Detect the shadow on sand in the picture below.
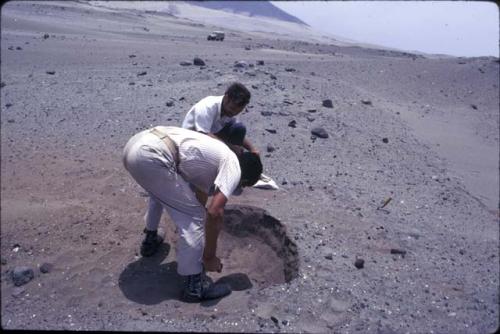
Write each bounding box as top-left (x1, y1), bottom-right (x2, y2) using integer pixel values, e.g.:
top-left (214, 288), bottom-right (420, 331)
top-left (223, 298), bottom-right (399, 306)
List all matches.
top-left (118, 243), bottom-right (252, 306)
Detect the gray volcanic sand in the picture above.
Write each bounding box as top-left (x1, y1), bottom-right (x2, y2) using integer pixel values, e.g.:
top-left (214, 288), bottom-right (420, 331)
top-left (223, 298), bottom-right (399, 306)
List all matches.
top-left (1, 1), bottom-right (499, 333)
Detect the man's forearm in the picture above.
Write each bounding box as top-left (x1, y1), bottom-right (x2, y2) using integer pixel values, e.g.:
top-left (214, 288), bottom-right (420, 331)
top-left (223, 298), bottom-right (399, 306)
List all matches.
top-left (203, 213), bottom-right (222, 260)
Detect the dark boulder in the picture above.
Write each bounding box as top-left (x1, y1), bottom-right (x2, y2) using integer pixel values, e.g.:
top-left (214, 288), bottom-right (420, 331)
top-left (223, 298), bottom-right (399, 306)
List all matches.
top-left (311, 127), bottom-right (328, 138)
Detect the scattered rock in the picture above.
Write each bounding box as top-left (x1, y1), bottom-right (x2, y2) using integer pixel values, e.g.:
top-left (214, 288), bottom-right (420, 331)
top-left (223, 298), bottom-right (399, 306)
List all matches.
top-left (137, 71), bottom-right (147, 76)
top-left (471, 104), bottom-right (478, 110)
top-left (270, 316), bottom-right (279, 326)
top-left (5, 103), bottom-right (13, 108)
top-left (354, 258), bottom-right (365, 269)
top-left (260, 111), bottom-right (273, 116)
top-left (0, 82), bottom-right (5, 88)
top-left (311, 127), bottom-right (328, 138)
top-left (322, 99), bottom-right (333, 108)
top-left (306, 116), bottom-right (315, 122)
top-left (128, 54), bottom-right (136, 58)
top-left (307, 109), bottom-right (317, 113)
top-left (180, 61), bottom-right (192, 66)
top-left (257, 60), bottom-right (264, 65)
top-left (7, 119), bottom-right (15, 123)
top-left (244, 46), bottom-right (251, 50)
top-left (361, 99), bottom-right (372, 105)
top-left (285, 67), bottom-right (296, 72)
top-left (11, 266), bottom-right (34, 286)
top-left (166, 101), bottom-right (174, 107)
top-left (46, 71), bottom-right (56, 75)
top-left (265, 129), bottom-right (277, 134)
top-left (266, 145), bottom-right (275, 153)
top-left (270, 74), bottom-right (277, 80)
top-left (39, 262), bottom-right (53, 273)
top-left (234, 61), bottom-right (248, 68)
top-left (193, 57), bottom-right (205, 66)
top-left (43, 33), bottom-right (50, 39)
top-left (288, 120), bottom-right (297, 128)
top-left (390, 249), bottom-right (406, 257)
top-left (16, 47), bottom-right (22, 50)
top-left (382, 138), bottom-right (389, 143)
top-left (325, 253), bottom-right (333, 260)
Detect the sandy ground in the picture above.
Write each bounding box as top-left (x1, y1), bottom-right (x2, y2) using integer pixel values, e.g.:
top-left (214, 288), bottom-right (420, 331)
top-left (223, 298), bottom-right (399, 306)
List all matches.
top-left (1, 1), bottom-right (499, 333)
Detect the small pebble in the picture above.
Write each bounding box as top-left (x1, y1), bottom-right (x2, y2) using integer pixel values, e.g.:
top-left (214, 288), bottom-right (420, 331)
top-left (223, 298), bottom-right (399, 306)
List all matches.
top-left (311, 127), bottom-right (328, 138)
top-left (354, 258), bottom-right (365, 269)
top-left (322, 99), bottom-right (333, 108)
top-left (39, 262), bottom-right (53, 274)
top-left (12, 266), bottom-right (34, 286)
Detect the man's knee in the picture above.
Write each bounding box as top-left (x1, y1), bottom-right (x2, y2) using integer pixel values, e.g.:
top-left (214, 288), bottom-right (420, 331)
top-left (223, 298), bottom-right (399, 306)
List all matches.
top-left (228, 122), bottom-right (246, 146)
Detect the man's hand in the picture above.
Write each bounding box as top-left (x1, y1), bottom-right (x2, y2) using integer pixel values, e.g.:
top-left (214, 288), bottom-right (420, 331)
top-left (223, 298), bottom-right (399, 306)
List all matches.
top-left (242, 138), bottom-right (259, 157)
top-left (250, 149), bottom-right (260, 157)
top-left (203, 256), bottom-right (223, 272)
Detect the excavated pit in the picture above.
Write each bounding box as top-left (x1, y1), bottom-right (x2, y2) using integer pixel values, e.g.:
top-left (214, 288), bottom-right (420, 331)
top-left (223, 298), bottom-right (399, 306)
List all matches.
top-left (164, 204), bottom-right (299, 289)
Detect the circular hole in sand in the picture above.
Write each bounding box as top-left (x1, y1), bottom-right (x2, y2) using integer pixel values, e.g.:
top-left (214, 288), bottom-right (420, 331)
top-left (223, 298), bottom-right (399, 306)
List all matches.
top-left (165, 204), bottom-right (299, 289)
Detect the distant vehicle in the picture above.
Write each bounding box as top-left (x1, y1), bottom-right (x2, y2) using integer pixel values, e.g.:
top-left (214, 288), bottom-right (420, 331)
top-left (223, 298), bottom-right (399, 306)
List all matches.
top-left (207, 31), bottom-right (224, 41)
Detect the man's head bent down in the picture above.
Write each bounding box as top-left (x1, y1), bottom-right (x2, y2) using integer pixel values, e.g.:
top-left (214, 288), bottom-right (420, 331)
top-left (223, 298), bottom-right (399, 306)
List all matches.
top-left (238, 152), bottom-right (262, 187)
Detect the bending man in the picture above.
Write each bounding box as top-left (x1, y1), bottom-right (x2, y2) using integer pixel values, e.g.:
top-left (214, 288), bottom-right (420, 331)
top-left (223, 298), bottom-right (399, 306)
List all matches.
top-left (122, 126), bottom-right (262, 302)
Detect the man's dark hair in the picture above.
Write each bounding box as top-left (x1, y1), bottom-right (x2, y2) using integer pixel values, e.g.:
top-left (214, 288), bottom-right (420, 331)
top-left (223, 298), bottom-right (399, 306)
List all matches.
top-left (225, 82), bottom-right (251, 107)
top-left (238, 152), bottom-right (262, 186)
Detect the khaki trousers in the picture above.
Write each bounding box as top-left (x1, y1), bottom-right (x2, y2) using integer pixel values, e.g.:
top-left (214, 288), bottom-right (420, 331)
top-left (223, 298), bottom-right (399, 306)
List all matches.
top-left (122, 130), bottom-right (206, 276)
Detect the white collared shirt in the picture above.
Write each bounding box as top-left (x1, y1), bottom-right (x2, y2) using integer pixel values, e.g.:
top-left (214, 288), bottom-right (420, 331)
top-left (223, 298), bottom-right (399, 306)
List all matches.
top-left (157, 126), bottom-right (241, 198)
top-left (181, 95), bottom-right (237, 134)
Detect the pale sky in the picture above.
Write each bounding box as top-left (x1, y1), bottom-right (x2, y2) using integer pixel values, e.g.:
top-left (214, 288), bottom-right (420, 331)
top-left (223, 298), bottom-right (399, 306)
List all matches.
top-left (271, 1), bottom-right (499, 57)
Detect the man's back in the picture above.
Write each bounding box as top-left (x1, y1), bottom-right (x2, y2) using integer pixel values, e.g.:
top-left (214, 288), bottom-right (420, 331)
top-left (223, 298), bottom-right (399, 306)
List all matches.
top-left (158, 126), bottom-right (241, 198)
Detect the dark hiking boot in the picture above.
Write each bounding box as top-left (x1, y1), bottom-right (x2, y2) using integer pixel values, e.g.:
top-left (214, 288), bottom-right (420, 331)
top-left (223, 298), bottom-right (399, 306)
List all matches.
top-left (140, 229), bottom-right (163, 257)
top-left (182, 272), bottom-right (231, 302)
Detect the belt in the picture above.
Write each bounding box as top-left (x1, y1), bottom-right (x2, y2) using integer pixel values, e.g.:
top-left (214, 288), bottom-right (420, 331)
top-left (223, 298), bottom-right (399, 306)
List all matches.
top-left (150, 127), bottom-right (179, 164)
